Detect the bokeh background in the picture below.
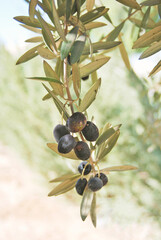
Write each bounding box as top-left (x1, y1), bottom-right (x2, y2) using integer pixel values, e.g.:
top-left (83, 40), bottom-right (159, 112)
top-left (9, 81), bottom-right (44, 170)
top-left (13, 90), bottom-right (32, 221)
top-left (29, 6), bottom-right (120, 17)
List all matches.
top-left (0, 0), bottom-right (161, 239)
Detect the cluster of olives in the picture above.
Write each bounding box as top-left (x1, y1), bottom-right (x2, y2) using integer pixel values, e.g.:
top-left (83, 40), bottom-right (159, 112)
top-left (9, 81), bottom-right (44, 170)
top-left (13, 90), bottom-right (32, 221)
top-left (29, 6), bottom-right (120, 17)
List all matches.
top-left (75, 161), bottom-right (108, 195)
top-left (53, 112), bottom-right (99, 160)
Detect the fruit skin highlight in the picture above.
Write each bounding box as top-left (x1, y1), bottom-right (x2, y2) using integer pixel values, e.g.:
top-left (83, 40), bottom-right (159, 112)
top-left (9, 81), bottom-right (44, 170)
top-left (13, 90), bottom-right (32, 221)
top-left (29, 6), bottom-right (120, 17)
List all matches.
top-left (75, 178), bottom-right (87, 195)
top-left (58, 134), bottom-right (76, 154)
top-left (82, 121), bottom-right (99, 141)
top-left (74, 141), bottom-right (91, 160)
top-left (66, 112), bottom-right (87, 133)
top-left (78, 161), bottom-right (92, 175)
top-left (88, 177), bottom-right (103, 192)
top-left (53, 124), bottom-right (70, 142)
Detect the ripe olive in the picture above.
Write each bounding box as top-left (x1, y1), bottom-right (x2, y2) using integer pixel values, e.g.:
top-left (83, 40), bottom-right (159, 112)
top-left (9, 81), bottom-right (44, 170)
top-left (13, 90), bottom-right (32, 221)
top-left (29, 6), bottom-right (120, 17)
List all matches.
top-left (95, 173), bottom-right (108, 186)
top-left (58, 134), bottom-right (76, 154)
top-left (75, 178), bottom-right (87, 195)
top-left (53, 124), bottom-right (70, 142)
top-left (82, 121), bottom-right (99, 141)
top-left (74, 141), bottom-right (91, 160)
top-left (78, 161), bottom-right (92, 175)
top-left (81, 75), bottom-right (89, 81)
top-left (88, 177), bottom-right (103, 192)
top-left (66, 112), bottom-right (87, 133)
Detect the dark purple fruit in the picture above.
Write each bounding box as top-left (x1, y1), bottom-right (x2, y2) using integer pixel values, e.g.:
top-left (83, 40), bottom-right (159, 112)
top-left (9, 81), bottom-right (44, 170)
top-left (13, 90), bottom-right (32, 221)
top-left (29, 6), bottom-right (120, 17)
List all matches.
top-left (67, 54), bottom-right (71, 65)
top-left (58, 134), bottom-right (76, 154)
top-left (53, 124), bottom-right (70, 142)
top-left (75, 178), bottom-right (87, 195)
top-left (74, 141), bottom-right (91, 160)
top-left (88, 177), bottom-right (103, 192)
top-left (95, 173), bottom-right (108, 186)
top-left (82, 121), bottom-right (99, 141)
top-left (81, 75), bottom-right (89, 81)
top-left (66, 112), bottom-right (87, 133)
top-left (78, 161), bottom-right (92, 175)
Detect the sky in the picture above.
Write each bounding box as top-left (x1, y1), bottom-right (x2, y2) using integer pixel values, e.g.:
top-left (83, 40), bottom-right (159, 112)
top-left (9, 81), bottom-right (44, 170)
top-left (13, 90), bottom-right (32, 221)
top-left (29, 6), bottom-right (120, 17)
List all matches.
top-left (0, 0), bottom-right (33, 53)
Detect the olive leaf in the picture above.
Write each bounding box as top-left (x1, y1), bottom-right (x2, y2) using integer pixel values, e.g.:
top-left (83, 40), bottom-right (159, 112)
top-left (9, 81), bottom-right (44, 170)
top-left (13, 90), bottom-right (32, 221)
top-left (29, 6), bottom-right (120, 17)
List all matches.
top-left (60, 26), bottom-right (79, 60)
top-left (37, 46), bottom-right (56, 59)
top-left (36, 11), bottom-right (57, 52)
top-left (16, 43), bottom-right (44, 65)
top-left (48, 177), bottom-right (79, 196)
top-left (85, 22), bottom-right (107, 31)
top-left (158, 4), bottom-right (161, 18)
top-left (70, 34), bottom-right (86, 64)
top-left (78, 78), bottom-right (101, 112)
top-left (80, 187), bottom-right (94, 221)
top-left (101, 165), bottom-right (138, 174)
top-left (43, 61), bottom-right (64, 97)
top-left (50, 0), bottom-right (66, 41)
top-left (106, 22), bottom-right (124, 42)
top-left (90, 192), bottom-right (97, 228)
top-left (118, 34), bottom-right (131, 70)
top-left (42, 84), bottom-right (69, 120)
top-left (47, 143), bottom-right (79, 160)
top-left (25, 36), bottom-right (43, 43)
top-left (66, 0), bottom-right (72, 20)
top-left (139, 40), bottom-right (161, 59)
top-left (29, 0), bottom-right (38, 21)
top-left (129, 17), bottom-right (155, 29)
top-left (83, 41), bottom-right (121, 55)
top-left (20, 24), bottom-right (42, 33)
top-left (72, 63), bottom-right (81, 98)
top-left (98, 130), bottom-right (120, 159)
top-left (96, 124), bottom-right (121, 146)
top-left (148, 60), bottom-right (161, 76)
top-left (133, 25), bottom-right (161, 48)
top-left (14, 15), bottom-right (55, 30)
top-left (27, 76), bottom-right (63, 84)
top-left (140, 0), bottom-right (161, 6)
top-left (86, 0), bottom-right (95, 11)
top-left (80, 7), bottom-right (109, 24)
top-left (116, 0), bottom-right (141, 10)
top-left (50, 173), bottom-right (80, 183)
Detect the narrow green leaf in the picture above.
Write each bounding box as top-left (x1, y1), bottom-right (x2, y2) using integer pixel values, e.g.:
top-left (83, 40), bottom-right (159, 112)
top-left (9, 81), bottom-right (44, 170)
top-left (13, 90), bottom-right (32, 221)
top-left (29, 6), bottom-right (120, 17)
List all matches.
top-left (85, 22), bottom-right (107, 30)
top-left (48, 177), bottom-right (79, 196)
top-left (129, 17), bottom-right (155, 29)
top-left (70, 34), bottom-right (86, 64)
top-left (16, 43), bottom-right (43, 65)
top-left (60, 26), bottom-right (79, 60)
top-left (133, 25), bottom-right (161, 48)
top-left (71, 0), bottom-right (86, 15)
top-left (50, 0), bottom-right (66, 41)
top-left (78, 78), bottom-right (101, 112)
top-left (14, 16), bottom-right (55, 30)
top-left (66, 0), bottom-right (72, 20)
top-left (99, 130), bottom-right (120, 159)
top-left (25, 36), bottom-right (43, 42)
top-left (83, 41), bottom-right (121, 55)
top-left (37, 46), bottom-right (56, 59)
top-left (149, 60), bottom-right (161, 76)
top-left (106, 22), bottom-right (124, 42)
top-left (20, 24), bottom-right (42, 33)
top-left (42, 84), bottom-right (69, 120)
top-left (79, 57), bottom-right (110, 78)
top-left (72, 63), bottom-right (81, 98)
top-left (80, 187), bottom-right (94, 221)
top-left (86, 0), bottom-right (95, 11)
top-left (118, 34), bottom-right (131, 70)
top-left (90, 193), bottom-right (97, 228)
top-left (139, 40), bottom-right (161, 59)
top-left (80, 7), bottom-right (109, 24)
top-left (29, 0), bottom-right (38, 20)
top-left (140, 0), bottom-right (161, 6)
top-left (96, 124), bottom-right (121, 145)
top-left (116, 0), bottom-right (141, 10)
top-left (50, 173), bottom-right (80, 183)
top-left (141, 6), bottom-right (151, 29)
top-left (36, 12), bottom-right (57, 52)
top-left (101, 165), bottom-right (138, 173)
top-left (27, 76), bottom-right (63, 84)
top-left (47, 143), bottom-right (79, 160)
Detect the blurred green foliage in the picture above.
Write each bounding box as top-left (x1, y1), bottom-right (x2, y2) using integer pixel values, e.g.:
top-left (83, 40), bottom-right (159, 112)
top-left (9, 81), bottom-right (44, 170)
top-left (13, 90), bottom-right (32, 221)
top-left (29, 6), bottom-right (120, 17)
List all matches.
top-left (1, 43), bottom-right (161, 228)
